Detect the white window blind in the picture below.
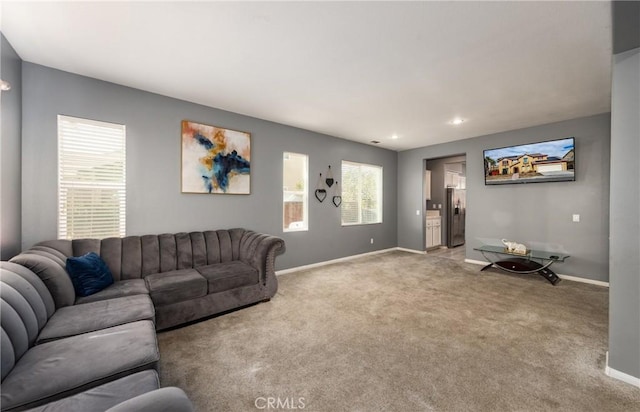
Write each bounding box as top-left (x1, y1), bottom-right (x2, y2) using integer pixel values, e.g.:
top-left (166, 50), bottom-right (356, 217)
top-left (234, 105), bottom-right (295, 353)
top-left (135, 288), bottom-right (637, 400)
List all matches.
top-left (341, 161), bottom-right (383, 225)
top-left (58, 115), bottom-right (126, 239)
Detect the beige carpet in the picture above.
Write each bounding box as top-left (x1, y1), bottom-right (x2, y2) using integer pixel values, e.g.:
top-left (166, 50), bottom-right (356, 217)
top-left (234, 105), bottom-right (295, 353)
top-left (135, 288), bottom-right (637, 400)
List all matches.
top-left (158, 251), bottom-right (640, 411)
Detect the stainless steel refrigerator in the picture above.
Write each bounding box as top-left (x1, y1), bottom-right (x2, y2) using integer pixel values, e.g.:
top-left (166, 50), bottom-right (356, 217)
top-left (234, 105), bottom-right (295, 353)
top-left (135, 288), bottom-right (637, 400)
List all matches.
top-left (446, 188), bottom-right (466, 248)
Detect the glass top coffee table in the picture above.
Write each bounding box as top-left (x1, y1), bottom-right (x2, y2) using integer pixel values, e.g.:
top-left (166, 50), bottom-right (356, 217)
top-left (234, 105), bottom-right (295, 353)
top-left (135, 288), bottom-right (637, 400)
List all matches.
top-left (473, 245), bottom-right (570, 285)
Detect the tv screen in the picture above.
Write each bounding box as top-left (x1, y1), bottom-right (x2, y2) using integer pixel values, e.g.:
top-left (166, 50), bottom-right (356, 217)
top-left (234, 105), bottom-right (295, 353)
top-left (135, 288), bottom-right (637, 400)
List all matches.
top-left (484, 137), bottom-right (575, 185)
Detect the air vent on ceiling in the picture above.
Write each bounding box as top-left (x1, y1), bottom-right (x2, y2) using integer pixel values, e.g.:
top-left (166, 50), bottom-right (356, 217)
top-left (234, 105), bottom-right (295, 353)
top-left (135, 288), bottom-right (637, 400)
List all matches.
top-left (370, 140), bottom-right (380, 144)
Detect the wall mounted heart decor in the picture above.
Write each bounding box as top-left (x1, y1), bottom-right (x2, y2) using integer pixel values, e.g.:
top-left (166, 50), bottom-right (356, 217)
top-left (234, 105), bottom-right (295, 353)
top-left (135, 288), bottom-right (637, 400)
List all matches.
top-left (325, 165), bottom-right (334, 187)
top-left (315, 189), bottom-right (327, 202)
top-left (332, 181), bottom-right (341, 207)
top-left (315, 173), bottom-right (327, 202)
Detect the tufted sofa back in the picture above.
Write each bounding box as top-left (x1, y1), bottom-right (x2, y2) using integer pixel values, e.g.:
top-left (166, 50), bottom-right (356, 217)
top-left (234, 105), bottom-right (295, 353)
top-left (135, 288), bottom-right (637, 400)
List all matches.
top-left (36, 229), bottom-right (248, 281)
top-left (10, 229), bottom-right (279, 310)
top-left (0, 262), bottom-right (57, 381)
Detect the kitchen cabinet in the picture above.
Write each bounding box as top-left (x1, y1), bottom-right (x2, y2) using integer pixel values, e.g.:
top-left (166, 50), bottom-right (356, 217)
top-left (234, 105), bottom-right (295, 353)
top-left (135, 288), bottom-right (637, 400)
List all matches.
top-left (426, 216), bottom-right (442, 249)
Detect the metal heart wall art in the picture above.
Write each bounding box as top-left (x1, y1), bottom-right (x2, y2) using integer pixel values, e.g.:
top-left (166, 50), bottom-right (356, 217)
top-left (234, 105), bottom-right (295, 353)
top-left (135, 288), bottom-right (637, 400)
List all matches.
top-left (315, 189), bottom-right (327, 202)
top-left (332, 181), bottom-right (341, 207)
top-left (325, 165), bottom-right (334, 187)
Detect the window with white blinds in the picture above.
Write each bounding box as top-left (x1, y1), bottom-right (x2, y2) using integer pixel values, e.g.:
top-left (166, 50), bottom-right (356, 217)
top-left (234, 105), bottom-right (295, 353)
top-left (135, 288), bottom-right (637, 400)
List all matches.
top-left (58, 115), bottom-right (126, 239)
top-left (341, 161), bottom-right (383, 226)
top-left (283, 152), bottom-right (309, 232)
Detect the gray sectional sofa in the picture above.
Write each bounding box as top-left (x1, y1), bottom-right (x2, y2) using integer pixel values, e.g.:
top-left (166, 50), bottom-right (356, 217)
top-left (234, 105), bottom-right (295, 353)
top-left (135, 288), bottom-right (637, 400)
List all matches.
top-left (11, 228), bottom-right (286, 330)
top-left (1, 228), bottom-right (285, 411)
top-left (0, 262), bottom-right (192, 412)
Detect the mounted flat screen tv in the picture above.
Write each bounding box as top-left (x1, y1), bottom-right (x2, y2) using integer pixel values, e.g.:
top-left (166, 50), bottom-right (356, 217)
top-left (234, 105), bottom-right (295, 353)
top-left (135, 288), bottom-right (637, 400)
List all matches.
top-left (484, 137), bottom-right (575, 185)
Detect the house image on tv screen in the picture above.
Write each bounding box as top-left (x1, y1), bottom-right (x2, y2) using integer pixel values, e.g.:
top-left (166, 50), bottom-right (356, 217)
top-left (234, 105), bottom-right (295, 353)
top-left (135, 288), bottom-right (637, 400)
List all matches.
top-left (484, 137), bottom-right (575, 185)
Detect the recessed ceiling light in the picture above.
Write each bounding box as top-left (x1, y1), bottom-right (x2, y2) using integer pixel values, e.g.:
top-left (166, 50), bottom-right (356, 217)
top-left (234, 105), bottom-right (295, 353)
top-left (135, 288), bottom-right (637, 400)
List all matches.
top-left (449, 118), bottom-right (465, 126)
top-left (0, 80), bottom-right (11, 91)
top-left (391, 134), bottom-right (399, 140)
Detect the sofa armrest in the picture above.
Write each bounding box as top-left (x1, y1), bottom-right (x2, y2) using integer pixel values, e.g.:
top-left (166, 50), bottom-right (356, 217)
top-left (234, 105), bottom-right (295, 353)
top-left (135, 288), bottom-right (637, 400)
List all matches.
top-left (105, 387), bottom-right (194, 412)
top-left (239, 231), bottom-right (285, 297)
top-left (10, 250), bottom-right (76, 309)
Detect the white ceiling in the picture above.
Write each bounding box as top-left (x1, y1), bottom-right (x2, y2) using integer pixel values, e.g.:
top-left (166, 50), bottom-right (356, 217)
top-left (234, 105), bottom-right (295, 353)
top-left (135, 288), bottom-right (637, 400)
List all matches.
top-left (1, 1), bottom-right (612, 151)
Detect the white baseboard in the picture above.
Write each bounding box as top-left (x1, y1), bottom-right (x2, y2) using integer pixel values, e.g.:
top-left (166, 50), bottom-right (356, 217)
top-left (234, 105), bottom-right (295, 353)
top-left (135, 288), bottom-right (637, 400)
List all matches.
top-left (464, 258), bottom-right (489, 266)
top-left (396, 247), bottom-right (426, 255)
top-left (276, 247), bottom-right (398, 276)
top-left (556, 274), bottom-right (609, 287)
top-left (463, 259), bottom-right (609, 287)
top-left (606, 351), bottom-right (640, 387)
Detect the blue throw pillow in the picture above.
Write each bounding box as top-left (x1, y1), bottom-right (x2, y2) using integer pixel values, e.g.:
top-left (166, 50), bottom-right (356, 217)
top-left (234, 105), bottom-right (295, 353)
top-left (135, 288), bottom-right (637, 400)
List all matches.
top-left (66, 252), bottom-right (114, 297)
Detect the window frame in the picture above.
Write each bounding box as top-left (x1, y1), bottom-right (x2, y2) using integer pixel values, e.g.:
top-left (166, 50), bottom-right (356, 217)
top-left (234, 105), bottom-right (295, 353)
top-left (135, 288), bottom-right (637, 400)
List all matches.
top-left (282, 151), bottom-right (309, 232)
top-left (340, 160), bottom-right (383, 226)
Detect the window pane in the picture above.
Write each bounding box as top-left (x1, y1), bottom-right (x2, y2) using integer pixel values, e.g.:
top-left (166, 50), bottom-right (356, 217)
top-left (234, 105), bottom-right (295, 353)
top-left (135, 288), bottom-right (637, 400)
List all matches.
top-left (341, 161), bottom-right (383, 225)
top-left (283, 152), bottom-right (308, 231)
top-left (341, 162), bottom-right (360, 224)
top-left (58, 115), bottom-right (126, 239)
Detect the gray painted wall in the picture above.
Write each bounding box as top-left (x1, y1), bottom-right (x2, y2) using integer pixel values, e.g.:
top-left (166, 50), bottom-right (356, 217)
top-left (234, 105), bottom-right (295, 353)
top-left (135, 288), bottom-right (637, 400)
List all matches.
top-left (0, 34), bottom-right (22, 260)
top-left (608, 47), bottom-right (639, 379)
top-left (399, 113), bottom-right (611, 282)
top-left (612, 0), bottom-right (640, 54)
top-left (21, 63), bottom-right (397, 269)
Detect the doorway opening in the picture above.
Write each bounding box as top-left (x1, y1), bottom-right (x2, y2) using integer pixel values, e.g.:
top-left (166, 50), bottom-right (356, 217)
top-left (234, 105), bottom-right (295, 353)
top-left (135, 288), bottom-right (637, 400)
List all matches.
top-left (423, 154), bottom-right (467, 261)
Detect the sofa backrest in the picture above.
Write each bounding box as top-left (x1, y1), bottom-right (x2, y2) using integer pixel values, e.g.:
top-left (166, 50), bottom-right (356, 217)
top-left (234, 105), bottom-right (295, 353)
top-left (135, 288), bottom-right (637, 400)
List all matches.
top-left (0, 262), bottom-right (56, 381)
top-left (38, 229), bottom-right (247, 280)
top-left (10, 229), bottom-right (254, 309)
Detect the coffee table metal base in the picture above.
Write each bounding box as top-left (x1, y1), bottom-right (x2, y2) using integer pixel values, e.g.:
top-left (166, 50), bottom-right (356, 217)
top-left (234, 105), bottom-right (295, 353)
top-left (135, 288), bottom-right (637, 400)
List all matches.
top-left (480, 257), bottom-right (561, 285)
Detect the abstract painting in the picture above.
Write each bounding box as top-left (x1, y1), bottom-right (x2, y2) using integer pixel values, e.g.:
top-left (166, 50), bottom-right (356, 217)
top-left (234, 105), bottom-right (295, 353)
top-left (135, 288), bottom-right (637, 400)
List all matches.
top-left (181, 120), bottom-right (251, 194)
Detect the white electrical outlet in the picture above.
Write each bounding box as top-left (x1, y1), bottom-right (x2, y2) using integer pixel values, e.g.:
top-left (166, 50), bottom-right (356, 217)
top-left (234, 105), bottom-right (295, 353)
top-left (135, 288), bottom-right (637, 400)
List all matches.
top-left (370, 238), bottom-right (374, 244)
top-left (572, 214), bottom-right (580, 222)
top-left (438, 204), bottom-right (442, 209)
top-left (416, 210), bottom-right (420, 215)
top-left (432, 204), bottom-right (437, 209)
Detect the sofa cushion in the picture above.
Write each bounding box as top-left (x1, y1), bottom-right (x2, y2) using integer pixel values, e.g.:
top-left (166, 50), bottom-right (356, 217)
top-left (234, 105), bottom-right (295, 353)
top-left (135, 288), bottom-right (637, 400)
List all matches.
top-left (197, 261), bottom-right (259, 294)
top-left (24, 370), bottom-right (160, 412)
top-left (105, 387), bottom-right (195, 412)
top-left (144, 269), bottom-right (207, 306)
top-left (37, 295), bottom-right (155, 344)
top-left (0, 320), bottom-right (158, 411)
top-left (75, 279), bottom-right (149, 305)
top-left (66, 252), bottom-right (114, 297)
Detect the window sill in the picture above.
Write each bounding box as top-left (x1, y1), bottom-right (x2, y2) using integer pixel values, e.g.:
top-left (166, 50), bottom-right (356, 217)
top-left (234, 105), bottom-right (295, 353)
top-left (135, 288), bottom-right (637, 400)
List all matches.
top-left (341, 222), bottom-right (383, 227)
top-left (283, 228), bottom-right (309, 233)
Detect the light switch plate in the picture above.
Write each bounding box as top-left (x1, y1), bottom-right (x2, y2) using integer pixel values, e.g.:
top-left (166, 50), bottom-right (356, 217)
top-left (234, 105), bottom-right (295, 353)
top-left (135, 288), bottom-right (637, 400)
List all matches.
top-left (572, 214), bottom-right (580, 222)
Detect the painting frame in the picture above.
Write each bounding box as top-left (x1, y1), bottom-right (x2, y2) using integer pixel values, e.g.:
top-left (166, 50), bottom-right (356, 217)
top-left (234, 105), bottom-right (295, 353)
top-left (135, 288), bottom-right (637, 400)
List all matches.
top-left (181, 120), bottom-right (251, 194)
